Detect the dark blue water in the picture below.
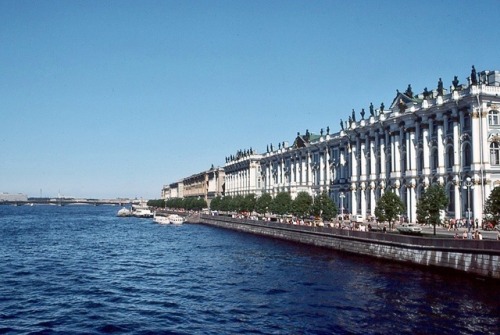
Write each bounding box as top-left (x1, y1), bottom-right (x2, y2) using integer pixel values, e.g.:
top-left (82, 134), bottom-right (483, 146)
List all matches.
top-left (0, 205), bottom-right (498, 335)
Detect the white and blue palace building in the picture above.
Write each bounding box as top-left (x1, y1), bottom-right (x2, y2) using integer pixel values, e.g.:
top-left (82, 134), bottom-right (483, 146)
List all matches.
top-left (164, 66), bottom-right (500, 224)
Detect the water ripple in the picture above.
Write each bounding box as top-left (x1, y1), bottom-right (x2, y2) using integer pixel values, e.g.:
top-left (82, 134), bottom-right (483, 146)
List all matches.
top-left (0, 205), bottom-right (499, 334)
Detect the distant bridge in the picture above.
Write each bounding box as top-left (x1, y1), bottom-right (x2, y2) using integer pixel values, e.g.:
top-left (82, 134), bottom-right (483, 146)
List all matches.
top-left (0, 198), bottom-right (142, 206)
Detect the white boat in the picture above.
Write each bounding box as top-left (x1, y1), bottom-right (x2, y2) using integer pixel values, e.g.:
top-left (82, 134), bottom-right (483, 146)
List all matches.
top-left (117, 207), bottom-right (132, 217)
top-left (131, 202), bottom-right (153, 218)
top-left (153, 213), bottom-right (171, 224)
top-left (168, 214), bottom-right (184, 225)
top-left (396, 223), bottom-right (422, 234)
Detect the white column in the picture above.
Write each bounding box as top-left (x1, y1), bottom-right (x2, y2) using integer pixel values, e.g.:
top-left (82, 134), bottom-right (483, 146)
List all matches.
top-left (471, 110), bottom-right (481, 165)
top-left (360, 140), bottom-right (367, 178)
top-left (350, 142), bottom-right (358, 182)
top-left (370, 137), bottom-right (376, 179)
top-left (454, 182), bottom-right (461, 220)
top-left (392, 131), bottom-right (401, 173)
top-left (379, 136), bottom-right (386, 179)
top-left (307, 152), bottom-right (313, 186)
top-left (408, 129), bottom-right (416, 172)
top-left (351, 185), bottom-right (357, 216)
top-left (370, 183), bottom-right (376, 216)
top-left (422, 124), bottom-right (430, 174)
top-left (325, 148), bottom-right (331, 186)
top-left (437, 121), bottom-right (445, 174)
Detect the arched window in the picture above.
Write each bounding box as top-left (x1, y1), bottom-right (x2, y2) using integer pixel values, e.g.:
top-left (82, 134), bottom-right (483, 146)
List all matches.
top-left (446, 146), bottom-right (454, 169)
top-left (447, 183), bottom-right (455, 212)
top-left (489, 110), bottom-right (500, 126)
top-left (432, 148), bottom-right (439, 171)
top-left (490, 142), bottom-right (500, 165)
top-left (418, 151), bottom-right (424, 173)
top-left (463, 143), bottom-right (472, 168)
top-left (463, 114), bottom-right (471, 130)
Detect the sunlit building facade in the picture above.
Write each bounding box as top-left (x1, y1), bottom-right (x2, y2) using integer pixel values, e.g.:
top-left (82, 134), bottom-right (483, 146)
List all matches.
top-left (255, 68), bottom-right (500, 223)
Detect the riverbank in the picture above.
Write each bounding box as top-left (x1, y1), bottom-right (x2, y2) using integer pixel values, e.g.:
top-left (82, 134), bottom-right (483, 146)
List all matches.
top-left (196, 214), bottom-right (500, 280)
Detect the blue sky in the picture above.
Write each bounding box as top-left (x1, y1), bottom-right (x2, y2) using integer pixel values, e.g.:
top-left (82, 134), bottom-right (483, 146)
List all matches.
top-left (1, 0), bottom-right (499, 199)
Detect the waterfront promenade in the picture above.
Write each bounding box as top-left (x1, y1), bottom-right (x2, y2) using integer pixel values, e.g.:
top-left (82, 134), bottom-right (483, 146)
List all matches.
top-left (195, 214), bottom-right (500, 280)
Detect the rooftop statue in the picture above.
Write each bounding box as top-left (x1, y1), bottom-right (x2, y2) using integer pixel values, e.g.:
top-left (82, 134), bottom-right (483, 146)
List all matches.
top-left (326, 126), bottom-right (330, 135)
top-left (380, 102), bottom-right (385, 113)
top-left (471, 65), bottom-right (478, 85)
top-left (452, 76), bottom-right (459, 91)
top-left (398, 98), bottom-right (406, 113)
top-left (423, 87), bottom-right (431, 99)
top-left (340, 119), bottom-right (344, 130)
top-left (352, 109), bottom-right (356, 122)
top-left (320, 128), bottom-right (324, 136)
top-left (437, 78), bottom-right (444, 96)
top-left (405, 84), bottom-right (413, 98)
top-left (369, 102), bottom-right (374, 117)
top-left (360, 108), bottom-right (365, 120)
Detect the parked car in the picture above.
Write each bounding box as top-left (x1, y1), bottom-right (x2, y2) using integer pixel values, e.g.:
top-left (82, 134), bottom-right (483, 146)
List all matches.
top-left (396, 223), bottom-right (422, 235)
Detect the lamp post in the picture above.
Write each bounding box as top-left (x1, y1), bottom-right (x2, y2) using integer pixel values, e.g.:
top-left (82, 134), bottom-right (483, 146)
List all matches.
top-left (462, 177), bottom-right (474, 232)
top-left (339, 192), bottom-right (345, 226)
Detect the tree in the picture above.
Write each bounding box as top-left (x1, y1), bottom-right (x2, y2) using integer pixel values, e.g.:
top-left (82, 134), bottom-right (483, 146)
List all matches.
top-left (484, 186), bottom-right (500, 226)
top-left (416, 184), bottom-right (448, 235)
top-left (374, 190), bottom-right (405, 229)
top-left (241, 194), bottom-right (257, 213)
top-left (147, 199), bottom-right (165, 208)
top-left (255, 193), bottom-right (272, 214)
top-left (210, 196), bottom-right (222, 211)
top-left (311, 191), bottom-right (337, 221)
top-left (291, 191), bottom-right (313, 218)
top-left (232, 195), bottom-right (245, 212)
top-left (219, 196), bottom-right (233, 212)
top-left (269, 192), bottom-right (292, 216)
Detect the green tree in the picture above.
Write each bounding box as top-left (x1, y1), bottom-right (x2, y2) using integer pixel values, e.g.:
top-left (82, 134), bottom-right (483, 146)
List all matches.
top-left (255, 193), bottom-right (272, 214)
top-left (291, 191), bottom-right (313, 218)
top-left (374, 190), bottom-right (405, 229)
top-left (241, 194), bottom-right (257, 213)
top-left (311, 191), bottom-right (337, 221)
top-left (232, 195), bottom-right (244, 212)
top-left (484, 186), bottom-right (500, 225)
top-left (269, 192), bottom-right (292, 216)
top-left (219, 196), bottom-right (233, 212)
top-left (210, 196), bottom-right (222, 211)
top-left (416, 184), bottom-right (448, 235)
top-left (147, 199), bottom-right (165, 208)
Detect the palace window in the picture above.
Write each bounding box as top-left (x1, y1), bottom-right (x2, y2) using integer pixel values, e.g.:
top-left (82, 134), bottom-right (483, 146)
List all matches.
top-left (447, 184), bottom-right (455, 212)
top-left (490, 142), bottom-right (500, 165)
top-left (447, 118), bottom-right (454, 135)
top-left (418, 151), bottom-right (424, 174)
top-left (463, 143), bottom-right (472, 168)
top-left (431, 148), bottom-right (439, 171)
top-left (463, 114), bottom-right (471, 130)
top-left (489, 110), bottom-right (500, 126)
top-left (446, 146), bottom-right (454, 169)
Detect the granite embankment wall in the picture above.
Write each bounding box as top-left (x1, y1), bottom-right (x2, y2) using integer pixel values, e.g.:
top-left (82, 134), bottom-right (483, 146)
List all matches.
top-left (197, 214), bottom-right (500, 280)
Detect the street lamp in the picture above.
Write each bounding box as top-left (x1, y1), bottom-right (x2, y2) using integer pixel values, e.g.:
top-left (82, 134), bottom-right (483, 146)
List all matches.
top-left (462, 177), bottom-right (474, 232)
top-left (339, 192), bottom-right (345, 225)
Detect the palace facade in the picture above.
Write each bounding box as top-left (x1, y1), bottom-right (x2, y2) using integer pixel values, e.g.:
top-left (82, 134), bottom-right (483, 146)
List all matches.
top-left (223, 67), bottom-right (500, 224)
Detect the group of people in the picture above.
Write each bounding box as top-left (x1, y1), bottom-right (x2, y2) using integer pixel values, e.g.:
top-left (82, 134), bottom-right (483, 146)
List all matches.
top-left (447, 218), bottom-right (480, 231)
top-left (455, 230), bottom-right (483, 240)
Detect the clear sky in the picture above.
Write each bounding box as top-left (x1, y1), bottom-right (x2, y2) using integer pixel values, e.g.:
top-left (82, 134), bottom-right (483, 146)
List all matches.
top-left (1, 0), bottom-right (500, 199)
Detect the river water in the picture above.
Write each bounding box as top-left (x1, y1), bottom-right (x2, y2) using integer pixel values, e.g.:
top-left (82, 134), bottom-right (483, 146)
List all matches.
top-left (0, 205), bottom-right (498, 334)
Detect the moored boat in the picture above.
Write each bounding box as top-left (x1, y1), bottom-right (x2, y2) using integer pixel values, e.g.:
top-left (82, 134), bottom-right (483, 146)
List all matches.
top-left (132, 201), bottom-right (153, 218)
top-left (117, 207), bottom-right (132, 217)
top-left (153, 212), bottom-right (171, 224)
top-left (168, 214), bottom-right (184, 225)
